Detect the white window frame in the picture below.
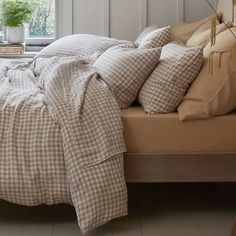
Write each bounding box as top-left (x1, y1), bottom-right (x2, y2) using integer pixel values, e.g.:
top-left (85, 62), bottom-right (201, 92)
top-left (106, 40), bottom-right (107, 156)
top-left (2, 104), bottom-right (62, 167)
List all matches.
top-left (25, 0), bottom-right (73, 46)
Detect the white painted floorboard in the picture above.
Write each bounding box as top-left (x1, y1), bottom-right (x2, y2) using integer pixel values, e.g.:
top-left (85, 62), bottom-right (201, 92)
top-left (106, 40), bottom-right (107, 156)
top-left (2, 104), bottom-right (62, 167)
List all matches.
top-left (0, 183), bottom-right (235, 236)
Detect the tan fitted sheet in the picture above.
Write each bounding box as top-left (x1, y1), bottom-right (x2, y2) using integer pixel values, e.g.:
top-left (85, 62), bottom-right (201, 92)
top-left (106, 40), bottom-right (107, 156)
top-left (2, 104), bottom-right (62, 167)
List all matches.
top-left (121, 107), bottom-right (236, 154)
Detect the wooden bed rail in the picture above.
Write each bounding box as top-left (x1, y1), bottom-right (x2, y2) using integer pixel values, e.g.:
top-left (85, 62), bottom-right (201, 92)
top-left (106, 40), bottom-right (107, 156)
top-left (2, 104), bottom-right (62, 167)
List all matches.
top-left (124, 153), bottom-right (236, 183)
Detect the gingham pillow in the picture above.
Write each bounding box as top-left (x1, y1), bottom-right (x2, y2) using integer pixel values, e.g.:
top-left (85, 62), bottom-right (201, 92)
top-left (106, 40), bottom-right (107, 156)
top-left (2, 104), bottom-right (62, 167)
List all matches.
top-left (135, 25), bottom-right (159, 44)
top-left (94, 43), bottom-right (162, 109)
top-left (138, 26), bottom-right (172, 49)
top-left (139, 42), bottom-right (203, 114)
top-left (35, 34), bottom-right (129, 63)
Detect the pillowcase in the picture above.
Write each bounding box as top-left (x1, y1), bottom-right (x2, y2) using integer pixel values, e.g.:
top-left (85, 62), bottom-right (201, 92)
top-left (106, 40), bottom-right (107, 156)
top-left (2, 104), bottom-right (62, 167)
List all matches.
top-left (135, 25), bottom-right (159, 44)
top-left (139, 42), bottom-right (203, 114)
top-left (34, 34), bottom-right (129, 63)
top-left (204, 27), bottom-right (236, 55)
top-left (138, 26), bottom-right (172, 49)
top-left (191, 16), bottom-right (220, 34)
top-left (186, 21), bottom-right (231, 47)
top-left (178, 28), bottom-right (236, 121)
top-left (94, 43), bottom-right (162, 109)
top-left (172, 13), bottom-right (223, 44)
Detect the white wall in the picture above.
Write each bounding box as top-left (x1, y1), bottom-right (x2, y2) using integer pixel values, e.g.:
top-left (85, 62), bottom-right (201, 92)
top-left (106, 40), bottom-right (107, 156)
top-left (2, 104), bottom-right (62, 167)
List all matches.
top-left (184, 0), bottom-right (217, 22)
top-left (73, 0), bottom-right (217, 40)
top-left (72, 0), bottom-right (103, 36)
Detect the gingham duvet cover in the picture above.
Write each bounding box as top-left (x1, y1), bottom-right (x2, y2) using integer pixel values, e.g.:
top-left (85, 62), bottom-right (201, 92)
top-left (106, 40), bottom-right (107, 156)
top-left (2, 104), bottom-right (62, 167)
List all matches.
top-left (0, 57), bottom-right (127, 234)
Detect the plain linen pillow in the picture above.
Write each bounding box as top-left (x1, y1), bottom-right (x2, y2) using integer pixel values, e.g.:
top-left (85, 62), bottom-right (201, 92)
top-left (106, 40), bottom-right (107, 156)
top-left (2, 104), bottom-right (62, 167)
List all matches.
top-left (94, 43), bottom-right (162, 109)
top-left (139, 42), bottom-right (203, 114)
top-left (186, 21), bottom-right (231, 47)
top-left (172, 13), bottom-right (223, 44)
top-left (135, 25), bottom-right (159, 44)
top-left (35, 34), bottom-right (129, 63)
top-left (138, 26), bottom-right (172, 49)
top-left (178, 28), bottom-right (236, 121)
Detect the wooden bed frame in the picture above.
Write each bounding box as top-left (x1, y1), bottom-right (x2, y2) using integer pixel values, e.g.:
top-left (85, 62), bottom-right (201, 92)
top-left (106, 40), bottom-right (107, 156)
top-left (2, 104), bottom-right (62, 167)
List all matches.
top-left (124, 0), bottom-right (236, 184)
top-left (124, 153), bottom-right (236, 183)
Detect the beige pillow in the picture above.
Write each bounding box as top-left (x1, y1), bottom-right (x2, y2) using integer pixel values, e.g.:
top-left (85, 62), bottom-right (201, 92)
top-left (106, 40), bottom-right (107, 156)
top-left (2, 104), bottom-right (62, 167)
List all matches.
top-left (204, 27), bottom-right (236, 55)
top-left (192, 16), bottom-right (220, 34)
top-left (138, 26), bottom-right (172, 49)
top-left (139, 42), bottom-right (203, 114)
top-left (172, 13), bottom-right (223, 44)
top-left (94, 43), bottom-right (162, 109)
top-left (178, 28), bottom-right (236, 121)
top-left (135, 25), bottom-right (159, 44)
top-left (186, 21), bottom-right (231, 47)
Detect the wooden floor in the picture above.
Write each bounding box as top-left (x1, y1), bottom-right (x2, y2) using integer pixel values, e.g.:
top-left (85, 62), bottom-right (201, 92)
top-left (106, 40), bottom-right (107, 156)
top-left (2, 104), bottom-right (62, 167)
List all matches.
top-left (0, 183), bottom-right (235, 236)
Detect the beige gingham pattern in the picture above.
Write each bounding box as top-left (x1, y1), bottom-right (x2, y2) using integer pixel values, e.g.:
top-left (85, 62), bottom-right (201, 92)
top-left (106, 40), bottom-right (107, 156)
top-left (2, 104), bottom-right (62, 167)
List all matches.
top-left (35, 34), bottom-right (129, 63)
top-left (139, 42), bottom-right (203, 114)
top-left (139, 26), bottom-right (172, 49)
top-left (94, 43), bottom-right (162, 108)
top-left (135, 25), bottom-right (159, 44)
top-left (0, 57), bottom-right (127, 234)
top-left (0, 59), bottom-right (71, 206)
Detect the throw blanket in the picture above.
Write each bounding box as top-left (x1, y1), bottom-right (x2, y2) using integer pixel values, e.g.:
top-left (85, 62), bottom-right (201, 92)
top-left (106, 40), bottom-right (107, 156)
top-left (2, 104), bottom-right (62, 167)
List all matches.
top-left (0, 57), bottom-right (127, 234)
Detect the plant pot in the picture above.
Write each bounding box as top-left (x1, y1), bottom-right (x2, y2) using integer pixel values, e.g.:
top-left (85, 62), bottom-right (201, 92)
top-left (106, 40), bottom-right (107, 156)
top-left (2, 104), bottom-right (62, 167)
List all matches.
top-left (7, 25), bottom-right (25, 44)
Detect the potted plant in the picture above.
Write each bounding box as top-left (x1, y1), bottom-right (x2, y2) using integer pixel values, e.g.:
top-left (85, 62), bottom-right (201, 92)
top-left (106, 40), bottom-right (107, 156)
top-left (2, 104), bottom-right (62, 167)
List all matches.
top-left (1, 0), bottom-right (34, 44)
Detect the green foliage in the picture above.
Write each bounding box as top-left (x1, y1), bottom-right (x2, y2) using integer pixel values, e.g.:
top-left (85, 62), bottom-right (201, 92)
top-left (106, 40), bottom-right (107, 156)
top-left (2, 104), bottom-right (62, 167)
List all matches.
top-left (1, 0), bottom-right (34, 27)
top-left (29, 0), bottom-right (55, 37)
top-left (0, 0), bottom-right (3, 31)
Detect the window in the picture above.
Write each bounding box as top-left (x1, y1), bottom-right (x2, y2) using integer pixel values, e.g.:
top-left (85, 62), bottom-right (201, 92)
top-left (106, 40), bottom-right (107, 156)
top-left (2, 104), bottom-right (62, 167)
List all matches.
top-left (0, 0), bottom-right (3, 34)
top-left (0, 0), bottom-right (72, 46)
top-left (26, 0), bottom-right (56, 45)
top-left (26, 0), bottom-right (73, 46)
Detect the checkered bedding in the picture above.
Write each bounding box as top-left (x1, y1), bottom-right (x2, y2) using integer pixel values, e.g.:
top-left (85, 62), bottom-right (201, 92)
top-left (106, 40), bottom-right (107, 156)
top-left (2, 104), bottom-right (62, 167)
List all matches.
top-left (0, 57), bottom-right (127, 234)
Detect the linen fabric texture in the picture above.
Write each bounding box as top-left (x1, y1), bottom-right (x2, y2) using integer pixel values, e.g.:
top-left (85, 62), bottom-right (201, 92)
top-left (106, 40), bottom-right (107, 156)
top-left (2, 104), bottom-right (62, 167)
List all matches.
top-left (35, 34), bottom-right (129, 63)
top-left (135, 25), bottom-right (159, 44)
top-left (186, 21), bottom-right (231, 47)
top-left (94, 43), bottom-right (162, 109)
top-left (0, 57), bottom-right (127, 234)
top-left (138, 26), bottom-right (172, 49)
top-left (178, 28), bottom-right (236, 121)
top-left (122, 106), bottom-right (236, 153)
top-left (172, 13), bottom-right (223, 44)
top-left (139, 42), bottom-right (203, 114)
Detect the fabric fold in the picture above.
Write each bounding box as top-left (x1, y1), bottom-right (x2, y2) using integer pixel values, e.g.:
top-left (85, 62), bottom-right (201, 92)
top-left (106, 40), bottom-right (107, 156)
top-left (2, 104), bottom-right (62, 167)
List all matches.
top-left (0, 56), bottom-right (127, 234)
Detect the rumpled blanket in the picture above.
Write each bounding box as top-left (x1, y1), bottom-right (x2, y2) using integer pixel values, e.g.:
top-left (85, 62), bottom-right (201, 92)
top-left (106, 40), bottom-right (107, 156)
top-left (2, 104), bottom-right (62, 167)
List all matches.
top-left (0, 57), bottom-right (127, 234)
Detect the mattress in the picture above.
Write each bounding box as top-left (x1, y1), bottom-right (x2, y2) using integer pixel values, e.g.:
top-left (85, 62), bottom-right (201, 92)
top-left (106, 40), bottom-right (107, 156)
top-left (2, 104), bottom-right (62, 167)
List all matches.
top-left (121, 107), bottom-right (236, 154)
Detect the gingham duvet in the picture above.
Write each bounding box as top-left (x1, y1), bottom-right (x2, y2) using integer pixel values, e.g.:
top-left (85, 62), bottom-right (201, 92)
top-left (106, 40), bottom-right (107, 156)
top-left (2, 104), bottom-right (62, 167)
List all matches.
top-left (0, 57), bottom-right (127, 234)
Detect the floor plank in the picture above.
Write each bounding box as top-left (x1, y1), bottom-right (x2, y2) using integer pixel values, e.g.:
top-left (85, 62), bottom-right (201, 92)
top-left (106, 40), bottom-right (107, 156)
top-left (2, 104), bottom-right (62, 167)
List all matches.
top-left (0, 183), bottom-right (235, 236)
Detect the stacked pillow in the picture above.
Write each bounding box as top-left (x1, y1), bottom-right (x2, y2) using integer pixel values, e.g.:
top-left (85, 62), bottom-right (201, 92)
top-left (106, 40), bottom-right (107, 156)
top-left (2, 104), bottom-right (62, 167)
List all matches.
top-left (186, 21), bottom-right (232, 47)
top-left (94, 43), bottom-right (162, 109)
top-left (137, 14), bottom-right (236, 119)
top-left (95, 26), bottom-right (172, 109)
top-left (135, 25), bottom-right (159, 44)
top-left (178, 28), bottom-right (236, 121)
top-left (172, 13), bottom-right (223, 44)
top-left (139, 42), bottom-right (203, 114)
top-left (138, 26), bottom-right (172, 48)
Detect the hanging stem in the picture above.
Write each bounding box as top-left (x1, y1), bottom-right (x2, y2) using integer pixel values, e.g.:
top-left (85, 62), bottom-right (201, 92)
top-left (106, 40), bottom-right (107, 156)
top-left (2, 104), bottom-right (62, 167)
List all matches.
top-left (205, 0), bottom-right (236, 39)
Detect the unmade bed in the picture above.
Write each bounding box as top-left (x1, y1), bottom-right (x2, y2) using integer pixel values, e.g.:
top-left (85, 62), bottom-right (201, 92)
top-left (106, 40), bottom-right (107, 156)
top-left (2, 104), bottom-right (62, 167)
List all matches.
top-left (0, 58), bottom-right (127, 234)
top-left (0, 0), bottom-right (235, 234)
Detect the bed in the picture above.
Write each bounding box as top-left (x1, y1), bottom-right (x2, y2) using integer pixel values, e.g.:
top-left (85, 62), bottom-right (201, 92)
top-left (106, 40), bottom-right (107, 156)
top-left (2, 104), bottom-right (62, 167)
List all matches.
top-left (0, 0), bottom-right (235, 233)
top-left (122, 107), bottom-right (236, 182)
top-left (0, 57), bottom-right (128, 234)
top-left (123, 0), bottom-right (236, 183)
